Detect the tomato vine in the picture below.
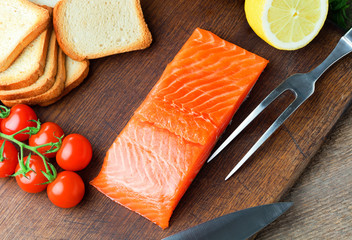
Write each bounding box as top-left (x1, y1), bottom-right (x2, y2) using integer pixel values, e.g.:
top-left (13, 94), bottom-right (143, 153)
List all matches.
top-left (0, 106), bottom-right (63, 184)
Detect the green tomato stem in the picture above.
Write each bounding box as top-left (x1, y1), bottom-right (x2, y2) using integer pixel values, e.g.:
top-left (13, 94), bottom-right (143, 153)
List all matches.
top-left (0, 105), bottom-right (10, 119)
top-left (0, 141), bottom-right (6, 162)
top-left (19, 145), bottom-right (25, 169)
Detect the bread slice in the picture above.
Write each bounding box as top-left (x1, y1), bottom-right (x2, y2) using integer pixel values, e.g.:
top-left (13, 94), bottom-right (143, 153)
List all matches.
top-left (53, 0), bottom-right (152, 61)
top-left (2, 46), bottom-right (66, 107)
top-left (40, 55), bottom-right (89, 106)
top-left (29, 0), bottom-right (60, 8)
top-left (0, 28), bottom-right (51, 90)
top-left (0, 0), bottom-right (50, 72)
top-left (0, 31), bottom-right (58, 101)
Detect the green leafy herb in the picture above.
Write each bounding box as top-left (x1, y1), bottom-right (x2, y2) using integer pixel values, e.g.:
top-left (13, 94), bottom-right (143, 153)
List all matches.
top-left (328, 0), bottom-right (352, 30)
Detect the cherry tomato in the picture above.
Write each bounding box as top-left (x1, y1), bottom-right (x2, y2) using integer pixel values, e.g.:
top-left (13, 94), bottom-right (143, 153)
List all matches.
top-left (0, 140), bottom-right (18, 177)
top-left (15, 155), bottom-right (49, 193)
top-left (56, 134), bottom-right (92, 171)
top-left (0, 105), bottom-right (10, 129)
top-left (47, 171), bottom-right (85, 208)
top-left (29, 122), bottom-right (64, 158)
top-left (1, 104), bottom-right (38, 141)
top-left (0, 111), bottom-right (3, 130)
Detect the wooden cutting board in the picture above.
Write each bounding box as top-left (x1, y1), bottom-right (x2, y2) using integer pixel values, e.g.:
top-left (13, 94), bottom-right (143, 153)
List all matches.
top-left (1, 0), bottom-right (351, 239)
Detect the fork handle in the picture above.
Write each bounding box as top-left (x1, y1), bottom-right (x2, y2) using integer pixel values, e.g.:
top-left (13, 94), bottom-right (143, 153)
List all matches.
top-left (309, 32), bottom-right (352, 80)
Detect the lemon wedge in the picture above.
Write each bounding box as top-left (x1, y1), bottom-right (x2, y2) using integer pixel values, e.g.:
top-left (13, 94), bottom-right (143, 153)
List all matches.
top-left (245, 0), bottom-right (329, 50)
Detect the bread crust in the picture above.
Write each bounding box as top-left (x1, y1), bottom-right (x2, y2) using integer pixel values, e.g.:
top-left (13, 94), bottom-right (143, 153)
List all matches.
top-left (0, 28), bottom-right (52, 90)
top-left (0, 1), bottom-right (50, 72)
top-left (2, 47), bottom-right (66, 107)
top-left (53, 0), bottom-right (152, 61)
top-left (39, 58), bottom-right (89, 106)
top-left (0, 31), bottom-right (58, 100)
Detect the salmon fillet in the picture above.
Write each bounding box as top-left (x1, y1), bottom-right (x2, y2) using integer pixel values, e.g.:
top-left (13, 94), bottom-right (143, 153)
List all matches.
top-left (90, 28), bottom-right (268, 229)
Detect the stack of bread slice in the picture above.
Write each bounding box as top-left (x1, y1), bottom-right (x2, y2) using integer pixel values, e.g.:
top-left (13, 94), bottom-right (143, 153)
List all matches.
top-left (0, 0), bottom-right (89, 107)
top-left (1, 0), bottom-right (152, 107)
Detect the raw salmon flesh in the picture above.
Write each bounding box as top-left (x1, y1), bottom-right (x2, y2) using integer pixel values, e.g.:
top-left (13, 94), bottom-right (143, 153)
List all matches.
top-left (90, 28), bottom-right (268, 229)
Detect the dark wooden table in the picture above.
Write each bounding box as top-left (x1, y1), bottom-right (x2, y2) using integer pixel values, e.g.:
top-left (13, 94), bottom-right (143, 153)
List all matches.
top-left (1, 0), bottom-right (351, 239)
top-left (257, 105), bottom-right (352, 239)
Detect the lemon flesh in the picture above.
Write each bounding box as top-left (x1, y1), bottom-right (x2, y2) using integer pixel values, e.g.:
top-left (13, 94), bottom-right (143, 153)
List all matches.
top-left (245, 0), bottom-right (329, 50)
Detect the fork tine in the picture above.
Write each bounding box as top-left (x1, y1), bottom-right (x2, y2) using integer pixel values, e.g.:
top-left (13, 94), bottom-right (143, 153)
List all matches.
top-left (207, 82), bottom-right (290, 163)
top-left (224, 97), bottom-right (306, 180)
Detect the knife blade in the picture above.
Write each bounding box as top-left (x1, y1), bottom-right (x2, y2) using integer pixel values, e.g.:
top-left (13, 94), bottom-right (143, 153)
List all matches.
top-left (162, 202), bottom-right (293, 240)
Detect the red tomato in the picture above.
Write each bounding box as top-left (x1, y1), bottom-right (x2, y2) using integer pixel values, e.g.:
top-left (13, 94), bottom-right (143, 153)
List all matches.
top-left (0, 105), bottom-right (9, 129)
top-left (0, 112), bottom-right (3, 129)
top-left (15, 155), bottom-right (48, 193)
top-left (47, 171), bottom-right (85, 208)
top-left (29, 122), bottom-right (64, 158)
top-left (56, 134), bottom-right (92, 171)
top-left (1, 104), bottom-right (38, 141)
top-left (0, 140), bottom-right (18, 177)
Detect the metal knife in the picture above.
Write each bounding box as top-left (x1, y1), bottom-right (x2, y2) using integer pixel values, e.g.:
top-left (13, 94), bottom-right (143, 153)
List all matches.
top-left (162, 202), bottom-right (293, 240)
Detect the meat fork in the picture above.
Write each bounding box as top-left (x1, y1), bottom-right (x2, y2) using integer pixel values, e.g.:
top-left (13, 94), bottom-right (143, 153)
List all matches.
top-left (207, 27), bottom-right (352, 180)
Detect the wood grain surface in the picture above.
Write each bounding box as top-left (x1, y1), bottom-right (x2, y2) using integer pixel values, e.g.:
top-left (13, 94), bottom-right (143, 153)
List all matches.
top-left (1, 0), bottom-right (351, 239)
top-left (257, 105), bottom-right (352, 239)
